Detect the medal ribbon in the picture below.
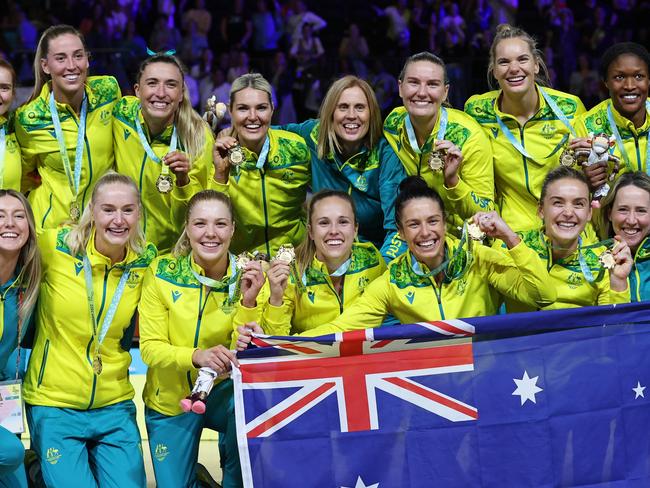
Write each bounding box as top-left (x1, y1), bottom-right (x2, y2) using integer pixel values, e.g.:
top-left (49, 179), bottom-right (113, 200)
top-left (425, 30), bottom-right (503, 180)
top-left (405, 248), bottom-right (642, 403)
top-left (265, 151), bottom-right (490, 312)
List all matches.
top-left (606, 101), bottom-right (650, 173)
top-left (301, 256), bottom-right (352, 287)
top-left (135, 116), bottom-right (178, 164)
top-left (544, 231), bottom-right (615, 283)
top-left (253, 136), bottom-right (271, 170)
top-left (49, 92), bottom-right (88, 201)
top-left (0, 126), bottom-right (5, 189)
top-left (404, 107), bottom-right (448, 155)
top-left (82, 255), bottom-right (132, 356)
top-left (190, 253), bottom-right (239, 303)
top-left (409, 223), bottom-right (472, 281)
top-left (495, 87), bottom-right (577, 160)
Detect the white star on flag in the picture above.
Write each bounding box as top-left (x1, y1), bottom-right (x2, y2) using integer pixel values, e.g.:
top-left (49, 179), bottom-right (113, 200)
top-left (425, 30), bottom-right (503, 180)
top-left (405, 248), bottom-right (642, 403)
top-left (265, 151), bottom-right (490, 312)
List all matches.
top-left (512, 370), bottom-right (543, 405)
top-left (633, 381), bottom-right (646, 399)
top-left (341, 476), bottom-right (379, 488)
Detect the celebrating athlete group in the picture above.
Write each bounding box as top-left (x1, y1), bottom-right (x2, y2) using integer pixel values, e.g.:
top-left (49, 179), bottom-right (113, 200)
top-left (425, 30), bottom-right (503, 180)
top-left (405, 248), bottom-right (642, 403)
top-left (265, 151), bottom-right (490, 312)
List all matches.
top-left (0, 20), bottom-right (649, 488)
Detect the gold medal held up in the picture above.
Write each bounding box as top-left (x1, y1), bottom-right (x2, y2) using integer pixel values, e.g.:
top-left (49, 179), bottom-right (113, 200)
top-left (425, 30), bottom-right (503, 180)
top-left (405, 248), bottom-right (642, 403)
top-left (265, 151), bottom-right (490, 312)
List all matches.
top-left (467, 222), bottom-right (486, 242)
top-left (274, 244), bottom-right (295, 265)
top-left (228, 144), bottom-right (244, 166)
top-left (599, 250), bottom-right (616, 270)
top-left (428, 149), bottom-right (446, 172)
top-left (69, 201), bottom-right (81, 222)
top-left (559, 147), bottom-right (577, 167)
top-left (156, 174), bottom-right (173, 193)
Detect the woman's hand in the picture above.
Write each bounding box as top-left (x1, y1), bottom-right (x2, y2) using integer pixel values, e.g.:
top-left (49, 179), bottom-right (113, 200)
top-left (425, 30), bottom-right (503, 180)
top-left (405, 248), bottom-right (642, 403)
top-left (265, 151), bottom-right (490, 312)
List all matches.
top-left (212, 136), bottom-right (238, 183)
top-left (267, 260), bottom-right (291, 306)
top-left (163, 151), bottom-right (191, 187)
top-left (192, 345), bottom-right (239, 372)
top-left (437, 140), bottom-right (463, 188)
top-left (240, 260), bottom-right (266, 308)
top-left (235, 322), bottom-right (264, 351)
top-left (473, 211), bottom-right (521, 248)
top-left (610, 237), bottom-right (633, 291)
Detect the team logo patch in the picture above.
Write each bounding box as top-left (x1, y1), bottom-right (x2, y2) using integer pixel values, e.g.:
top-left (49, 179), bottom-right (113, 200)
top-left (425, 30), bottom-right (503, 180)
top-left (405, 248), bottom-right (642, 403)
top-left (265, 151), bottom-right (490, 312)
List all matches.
top-left (456, 278), bottom-right (467, 296)
top-left (74, 261), bottom-right (83, 275)
top-left (355, 174), bottom-right (368, 192)
top-left (567, 272), bottom-right (583, 289)
top-left (171, 290), bottom-right (182, 302)
top-left (281, 170), bottom-right (294, 183)
top-left (46, 447), bottom-right (61, 465)
top-left (358, 277), bottom-right (370, 295)
top-left (307, 290), bottom-right (315, 303)
top-left (154, 443), bottom-right (170, 462)
top-left (124, 129), bottom-right (131, 141)
top-left (126, 271), bottom-right (140, 288)
top-left (541, 123), bottom-right (556, 139)
top-left (491, 127), bottom-right (499, 139)
top-left (405, 290), bottom-right (415, 304)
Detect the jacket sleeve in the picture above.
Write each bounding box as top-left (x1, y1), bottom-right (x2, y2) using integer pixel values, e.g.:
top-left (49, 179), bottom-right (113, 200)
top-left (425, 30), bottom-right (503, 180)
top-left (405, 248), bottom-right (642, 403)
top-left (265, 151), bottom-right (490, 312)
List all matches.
top-left (297, 272), bottom-right (391, 336)
top-left (377, 138), bottom-right (408, 262)
top-left (260, 282), bottom-right (296, 336)
top-left (597, 272), bottom-right (631, 306)
top-left (480, 241), bottom-right (557, 308)
top-left (15, 109), bottom-right (40, 194)
top-left (138, 265), bottom-right (197, 371)
top-left (443, 126), bottom-right (495, 219)
top-left (229, 286), bottom-right (268, 348)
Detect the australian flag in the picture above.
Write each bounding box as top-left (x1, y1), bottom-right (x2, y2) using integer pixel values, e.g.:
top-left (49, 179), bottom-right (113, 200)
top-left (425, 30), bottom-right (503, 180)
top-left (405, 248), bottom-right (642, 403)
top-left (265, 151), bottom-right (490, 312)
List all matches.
top-left (233, 302), bottom-right (650, 487)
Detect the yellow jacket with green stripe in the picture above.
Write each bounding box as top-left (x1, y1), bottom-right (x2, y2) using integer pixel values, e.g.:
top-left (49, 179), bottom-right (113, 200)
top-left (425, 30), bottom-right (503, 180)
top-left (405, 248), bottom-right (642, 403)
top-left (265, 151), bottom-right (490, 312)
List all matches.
top-left (382, 106), bottom-right (495, 230)
top-left (15, 77), bottom-right (121, 232)
top-left (210, 128), bottom-right (310, 255)
top-left (23, 227), bottom-right (157, 409)
top-left (262, 242), bottom-right (386, 335)
top-left (138, 253), bottom-right (264, 416)
top-left (574, 99), bottom-right (649, 174)
top-left (464, 86), bottom-right (586, 231)
top-left (299, 236), bottom-right (556, 337)
top-left (499, 229), bottom-right (630, 312)
top-left (113, 97), bottom-right (214, 253)
top-left (0, 113), bottom-right (21, 191)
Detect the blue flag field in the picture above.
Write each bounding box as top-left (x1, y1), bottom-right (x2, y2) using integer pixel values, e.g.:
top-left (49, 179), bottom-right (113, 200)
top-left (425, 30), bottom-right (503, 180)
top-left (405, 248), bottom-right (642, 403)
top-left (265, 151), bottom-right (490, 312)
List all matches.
top-left (233, 302), bottom-right (650, 487)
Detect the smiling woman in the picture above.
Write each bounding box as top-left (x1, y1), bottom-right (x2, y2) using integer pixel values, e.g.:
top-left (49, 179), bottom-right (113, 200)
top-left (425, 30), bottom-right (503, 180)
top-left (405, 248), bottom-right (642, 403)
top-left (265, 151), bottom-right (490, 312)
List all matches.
top-left (211, 73), bottom-right (310, 255)
top-left (22, 172), bottom-right (157, 487)
top-left (113, 53), bottom-right (214, 253)
top-left (16, 25), bottom-right (121, 232)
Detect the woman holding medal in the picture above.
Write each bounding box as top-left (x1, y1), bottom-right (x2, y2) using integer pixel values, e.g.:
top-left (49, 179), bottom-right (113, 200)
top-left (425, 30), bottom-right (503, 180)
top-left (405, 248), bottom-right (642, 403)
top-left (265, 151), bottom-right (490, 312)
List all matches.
top-left (113, 51), bottom-right (215, 253)
top-left (16, 25), bottom-right (121, 232)
top-left (383, 52), bottom-right (495, 232)
top-left (0, 190), bottom-right (40, 488)
top-left (22, 172), bottom-right (156, 487)
top-left (573, 43), bottom-right (650, 198)
top-left (279, 76), bottom-right (407, 261)
top-left (212, 73), bottom-right (310, 256)
top-left (464, 24), bottom-right (586, 232)
top-left (261, 190), bottom-right (386, 335)
top-left (0, 60), bottom-right (22, 191)
top-left (497, 166), bottom-right (632, 313)
top-left (600, 172), bottom-right (650, 302)
top-left (239, 176), bottom-right (555, 339)
top-left (139, 189), bottom-right (266, 488)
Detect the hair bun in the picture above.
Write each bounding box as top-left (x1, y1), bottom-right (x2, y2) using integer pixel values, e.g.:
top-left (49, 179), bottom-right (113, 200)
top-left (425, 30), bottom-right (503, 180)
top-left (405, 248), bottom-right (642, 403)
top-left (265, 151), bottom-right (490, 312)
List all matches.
top-left (399, 175), bottom-right (429, 195)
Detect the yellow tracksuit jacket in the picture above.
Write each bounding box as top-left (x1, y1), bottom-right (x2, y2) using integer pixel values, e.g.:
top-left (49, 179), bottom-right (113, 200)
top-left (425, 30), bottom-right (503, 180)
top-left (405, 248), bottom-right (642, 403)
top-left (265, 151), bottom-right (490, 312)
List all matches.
top-left (300, 236), bottom-right (556, 336)
top-left (23, 227), bottom-right (157, 409)
top-left (210, 128), bottom-right (310, 256)
top-left (382, 106), bottom-right (495, 230)
top-left (138, 253), bottom-right (264, 416)
top-left (464, 86), bottom-right (586, 231)
top-left (500, 229), bottom-right (630, 312)
top-left (0, 113), bottom-right (21, 190)
top-left (113, 96), bottom-right (214, 253)
top-left (574, 99), bottom-right (649, 174)
top-left (262, 242), bottom-right (386, 335)
top-left (16, 76), bottom-right (121, 232)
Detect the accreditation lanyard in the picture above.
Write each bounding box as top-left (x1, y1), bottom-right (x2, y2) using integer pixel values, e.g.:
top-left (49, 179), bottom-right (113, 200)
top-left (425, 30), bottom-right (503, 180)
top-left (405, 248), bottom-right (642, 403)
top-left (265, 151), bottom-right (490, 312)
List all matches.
top-left (0, 125), bottom-right (5, 189)
top-left (494, 87), bottom-right (576, 160)
top-left (190, 253), bottom-right (239, 303)
top-left (606, 101), bottom-right (650, 173)
top-left (404, 107), bottom-right (448, 155)
top-left (49, 92), bottom-right (88, 201)
top-left (135, 116), bottom-right (178, 164)
top-left (82, 255), bottom-right (131, 353)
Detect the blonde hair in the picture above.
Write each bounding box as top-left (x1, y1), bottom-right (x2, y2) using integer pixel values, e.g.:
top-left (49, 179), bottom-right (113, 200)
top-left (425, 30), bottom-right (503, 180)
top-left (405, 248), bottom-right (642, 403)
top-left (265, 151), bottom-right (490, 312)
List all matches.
top-left (229, 73), bottom-right (273, 107)
top-left (599, 172), bottom-right (650, 240)
top-left (0, 190), bottom-right (41, 323)
top-left (65, 172), bottom-right (146, 257)
top-left (173, 190), bottom-right (235, 257)
top-left (28, 24), bottom-right (88, 104)
top-left (487, 24), bottom-right (551, 90)
top-left (317, 76), bottom-right (382, 160)
top-left (295, 190), bottom-right (357, 282)
top-left (136, 54), bottom-right (208, 161)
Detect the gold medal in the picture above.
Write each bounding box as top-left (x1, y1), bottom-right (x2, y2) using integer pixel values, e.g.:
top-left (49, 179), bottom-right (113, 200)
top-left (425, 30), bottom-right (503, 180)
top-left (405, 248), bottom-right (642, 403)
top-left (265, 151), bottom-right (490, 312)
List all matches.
top-left (275, 245), bottom-right (295, 265)
top-left (599, 250), bottom-right (616, 270)
top-left (93, 353), bottom-right (103, 375)
top-left (467, 223), bottom-right (486, 242)
top-left (236, 251), bottom-right (254, 270)
top-left (428, 150), bottom-right (445, 172)
top-left (253, 251), bottom-right (271, 273)
top-left (69, 201), bottom-right (81, 222)
top-left (228, 145), bottom-right (244, 166)
top-left (559, 148), bottom-right (577, 167)
top-left (156, 174), bottom-right (173, 193)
